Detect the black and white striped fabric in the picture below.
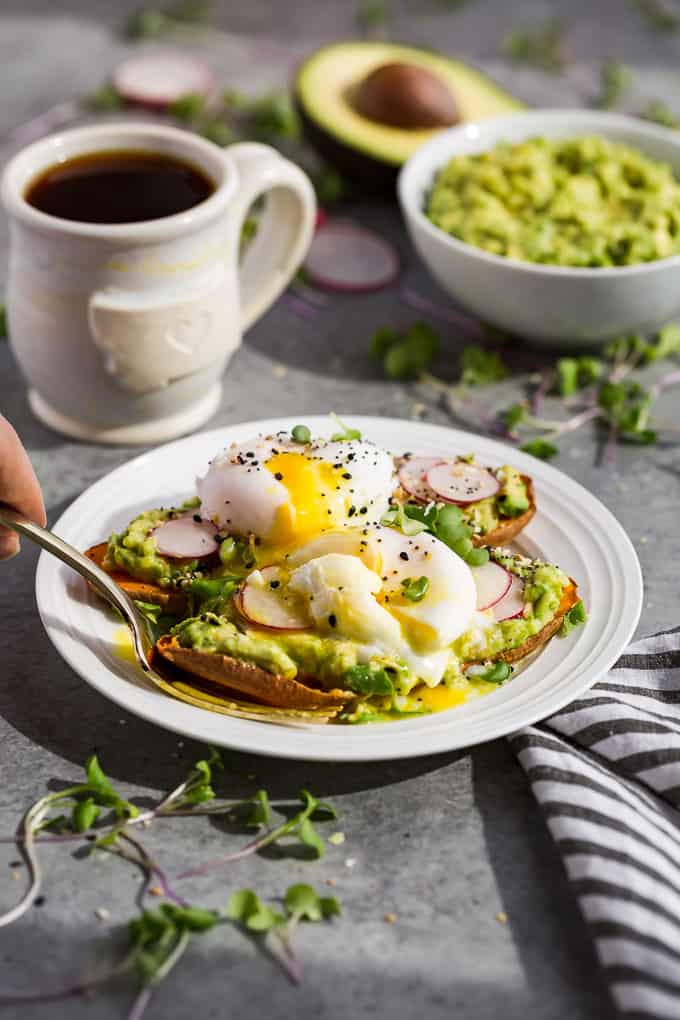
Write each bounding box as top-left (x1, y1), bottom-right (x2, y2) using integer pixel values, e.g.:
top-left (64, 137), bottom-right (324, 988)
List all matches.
top-left (510, 626), bottom-right (680, 1019)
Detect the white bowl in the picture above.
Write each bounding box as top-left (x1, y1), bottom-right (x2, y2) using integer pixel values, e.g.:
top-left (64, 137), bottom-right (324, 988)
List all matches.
top-left (398, 109), bottom-right (680, 348)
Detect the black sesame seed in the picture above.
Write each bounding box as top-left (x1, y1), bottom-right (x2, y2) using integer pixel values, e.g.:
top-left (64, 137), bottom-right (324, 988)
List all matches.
top-left (193, 514), bottom-right (201, 523)
top-left (270, 580), bottom-right (281, 589)
top-left (342, 472), bottom-right (352, 479)
top-left (400, 552), bottom-right (409, 561)
top-left (328, 614), bottom-right (337, 628)
top-left (274, 472), bottom-right (284, 480)
top-left (348, 506), bottom-right (356, 517)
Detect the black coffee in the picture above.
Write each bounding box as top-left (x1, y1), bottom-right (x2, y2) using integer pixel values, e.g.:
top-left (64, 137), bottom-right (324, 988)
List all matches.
top-left (24, 150), bottom-right (215, 224)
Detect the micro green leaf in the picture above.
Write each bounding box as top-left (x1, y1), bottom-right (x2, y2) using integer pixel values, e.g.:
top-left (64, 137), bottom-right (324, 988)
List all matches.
top-left (85, 755), bottom-right (139, 819)
top-left (520, 439), bottom-right (559, 460)
top-left (296, 817), bottom-right (325, 857)
top-left (71, 798), bottom-right (100, 833)
top-left (291, 424), bottom-right (311, 444)
top-left (168, 92), bottom-right (207, 121)
top-left (560, 600), bottom-right (587, 636)
top-left (242, 789), bottom-right (271, 829)
top-left (160, 903), bottom-right (218, 932)
top-left (468, 661), bottom-right (513, 685)
top-left (459, 346), bottom-right (507, 387)
top-left (595, 61), bottom-right (631, 110)
top-left (134, 600), bottom-right (162, 625)
top-left (226, 889), bottom-right (283, 932)
top-left (381, 322), bottom-right (439, 380)
top-left (284, 883), bottom-right (324, 922)
top-left (400, 576), bottom-right (429, 602)
top-left (648, 323), bottom-right (680, 362)
top-left (85, 83), bottom-right (124, 112)
top-left (369, 326), bottom-right (400, 359)
top-left (343, 665), bottom-right (394, 696)
top-left (502, 403), bottom-right (526, 430)
top-left (556, 358), bottom-right (580, 396)
top-left (329, 413), bottom-right (362, 441)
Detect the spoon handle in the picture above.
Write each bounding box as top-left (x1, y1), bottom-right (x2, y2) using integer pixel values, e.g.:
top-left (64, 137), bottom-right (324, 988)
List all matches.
top-left (0, 504), bottom-right (142, 636)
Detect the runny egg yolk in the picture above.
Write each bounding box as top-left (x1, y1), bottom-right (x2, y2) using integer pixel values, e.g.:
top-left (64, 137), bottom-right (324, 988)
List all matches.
top-left (264, 452), bottom-right (346, 546)
top-left (415, 685), bottom-right (468, 710)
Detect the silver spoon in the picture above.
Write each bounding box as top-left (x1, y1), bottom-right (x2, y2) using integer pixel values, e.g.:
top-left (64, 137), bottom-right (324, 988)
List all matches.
top-left (0, 504), bottom-right (331, 726)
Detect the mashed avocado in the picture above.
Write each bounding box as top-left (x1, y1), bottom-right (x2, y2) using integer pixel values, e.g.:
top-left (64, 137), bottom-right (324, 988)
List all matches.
top-left (105, 502), bottom-right (201, 585)
top-left (170, 551), bottom-right (569, 707)
top-left (172, 614), bottom-right (366, 686)
top-left (426, 135), bottom-right (680, 267)
top-left (466, 465), bottom-right (529, 535)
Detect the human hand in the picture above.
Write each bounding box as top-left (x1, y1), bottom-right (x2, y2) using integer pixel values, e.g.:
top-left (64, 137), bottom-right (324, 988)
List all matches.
top-left (0, 415), bottom-right (46, 559)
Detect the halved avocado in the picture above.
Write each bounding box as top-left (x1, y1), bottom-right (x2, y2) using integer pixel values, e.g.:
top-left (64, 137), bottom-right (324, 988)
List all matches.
top-left (295, 41), bottom-right (524, 191)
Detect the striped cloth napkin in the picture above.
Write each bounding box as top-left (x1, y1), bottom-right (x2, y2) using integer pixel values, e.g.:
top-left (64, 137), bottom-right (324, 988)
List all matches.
top-left (510, 625), bottom-right (680, 1019)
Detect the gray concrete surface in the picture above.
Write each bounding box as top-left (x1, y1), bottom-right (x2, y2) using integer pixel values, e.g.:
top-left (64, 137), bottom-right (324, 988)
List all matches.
top-left (2, 2), bottom-right (679, 1018)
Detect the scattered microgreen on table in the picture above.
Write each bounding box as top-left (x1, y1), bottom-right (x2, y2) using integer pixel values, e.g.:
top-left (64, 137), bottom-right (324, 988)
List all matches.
top-left (0, 750), bottom-right (341, 1018)
top-left (370, 318), bottom-right (680, 464)
top-left (501, 18), bottom-right (567, 71)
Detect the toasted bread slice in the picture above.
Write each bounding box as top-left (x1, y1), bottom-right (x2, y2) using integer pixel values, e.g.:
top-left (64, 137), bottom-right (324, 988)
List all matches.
top-left (156, 634), bottom-right (353, 710)
top-left (85, 543), bottom-right (187, 615)
top-left (469, 581), bottom-right (580, 666)
top-left (471, 475), bottom-right (536, 548)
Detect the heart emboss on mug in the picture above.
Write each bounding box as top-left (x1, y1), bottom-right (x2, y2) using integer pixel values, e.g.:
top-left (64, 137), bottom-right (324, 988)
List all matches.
top-left (89, 300), bottom-right (221, 394)
top-left (163, 310), bottom-right (211, 357)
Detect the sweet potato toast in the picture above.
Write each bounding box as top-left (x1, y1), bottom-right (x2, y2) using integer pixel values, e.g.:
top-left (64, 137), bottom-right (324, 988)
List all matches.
top-left (85, 543), bottom-right (187, 615)
top-left (156, 635), bottom-right (353, 710)
top-left (471, 580), bottom-right (580, 665)
top-left (471, 476), bottom-right (537, 548)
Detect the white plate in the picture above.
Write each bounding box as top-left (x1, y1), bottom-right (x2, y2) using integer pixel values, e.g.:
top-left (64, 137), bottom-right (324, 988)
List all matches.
top-left (36, 416), bottom-right (643, 762)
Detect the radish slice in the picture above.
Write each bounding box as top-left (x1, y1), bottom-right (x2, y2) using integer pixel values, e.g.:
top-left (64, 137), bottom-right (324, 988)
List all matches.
top-left (472, 562), bottom-right (512, 611)
top-left (153, 515), bottom-right (218, 558)
top-left (492, 574), bottom-right (526, 621)
top-left (304, 220), bottom-right (400, 293)
top-left (426, 462), bottom-right (500, 505)
top-left (113, 53), bottom-right (214, 109)
top-left (239, 566), bottom-right (311, 631)
top-left (397, 456), bottom-right (440, 502)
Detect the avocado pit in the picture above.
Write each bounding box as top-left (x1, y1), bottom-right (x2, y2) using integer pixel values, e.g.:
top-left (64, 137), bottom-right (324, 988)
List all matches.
top-left (352, 62), bottom-right (460, 130)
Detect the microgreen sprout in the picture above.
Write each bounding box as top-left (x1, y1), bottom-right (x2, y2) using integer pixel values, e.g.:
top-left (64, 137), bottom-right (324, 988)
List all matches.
top-left (344, 664), bottom-right (395, 696)
top-left (502, 18), bottom-right (567, 71)
top-left (291, 424), bottom-right (312, 444)
top-left (227, 883), bottom-right (340, 984)
top-left (126, 0), bottom-right (212, 39)
top-left (329, 413), bottom-right (362, 441)
top-left (382, 501), bottom-right (489, 566)
top-left (178, 789), bottom-right (337, 878)
top-left (371, 321), bottom-right (439, 380)
top-left (400, 576), bottom-right (430, 602)
top-left (594, 61), bottom-right (631, 109)
top-left (467, 661), bottom-right (513, 685)
top-left (560, 600), bottom-right (588, 636)
top-left (0, 750), bottom-right (343, 1016)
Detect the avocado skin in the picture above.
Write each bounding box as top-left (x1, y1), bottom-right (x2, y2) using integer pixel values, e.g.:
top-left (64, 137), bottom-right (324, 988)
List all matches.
top-left (296, 100), bottom-right (400, 194)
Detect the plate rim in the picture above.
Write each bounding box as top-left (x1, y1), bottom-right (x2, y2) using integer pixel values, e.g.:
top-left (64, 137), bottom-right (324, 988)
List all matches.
top-left (35, 415), bottom-right (643, 762)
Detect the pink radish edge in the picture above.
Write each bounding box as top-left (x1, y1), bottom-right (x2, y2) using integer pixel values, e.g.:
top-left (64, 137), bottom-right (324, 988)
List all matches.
top-left (492, 574), bottom-right (526, 621)
top-left (304, 220), bottom-right (400, 293)
top-left (397, 456), bottom-right (440, 503)
top-left (426, 462), bottom-right (500, 505)
top-left (113, 53), bottom-right (214, 109)
top-left (472, 562), bottom-right (512, 611)
top-left (153, 515), bottom-right (218, 559)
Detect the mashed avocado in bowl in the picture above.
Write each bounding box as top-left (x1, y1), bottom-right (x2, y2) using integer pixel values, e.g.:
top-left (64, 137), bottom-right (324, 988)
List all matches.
top-left (426, 135), bottom-right (680, 268)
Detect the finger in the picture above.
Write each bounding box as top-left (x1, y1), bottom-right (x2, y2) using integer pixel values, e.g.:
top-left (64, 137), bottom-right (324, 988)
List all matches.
top-left (0, 532), bottom-right (20, 561)
top-left (0, 416), bottom-right (46, 526)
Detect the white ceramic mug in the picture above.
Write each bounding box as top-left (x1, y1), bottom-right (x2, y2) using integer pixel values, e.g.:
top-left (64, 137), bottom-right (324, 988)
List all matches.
top-left (1, 123), bottom-right (316, 444)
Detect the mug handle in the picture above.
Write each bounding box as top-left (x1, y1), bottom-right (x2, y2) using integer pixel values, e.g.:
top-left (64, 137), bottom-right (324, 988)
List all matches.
top-left (225, 142), bottom-right (316, 333)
